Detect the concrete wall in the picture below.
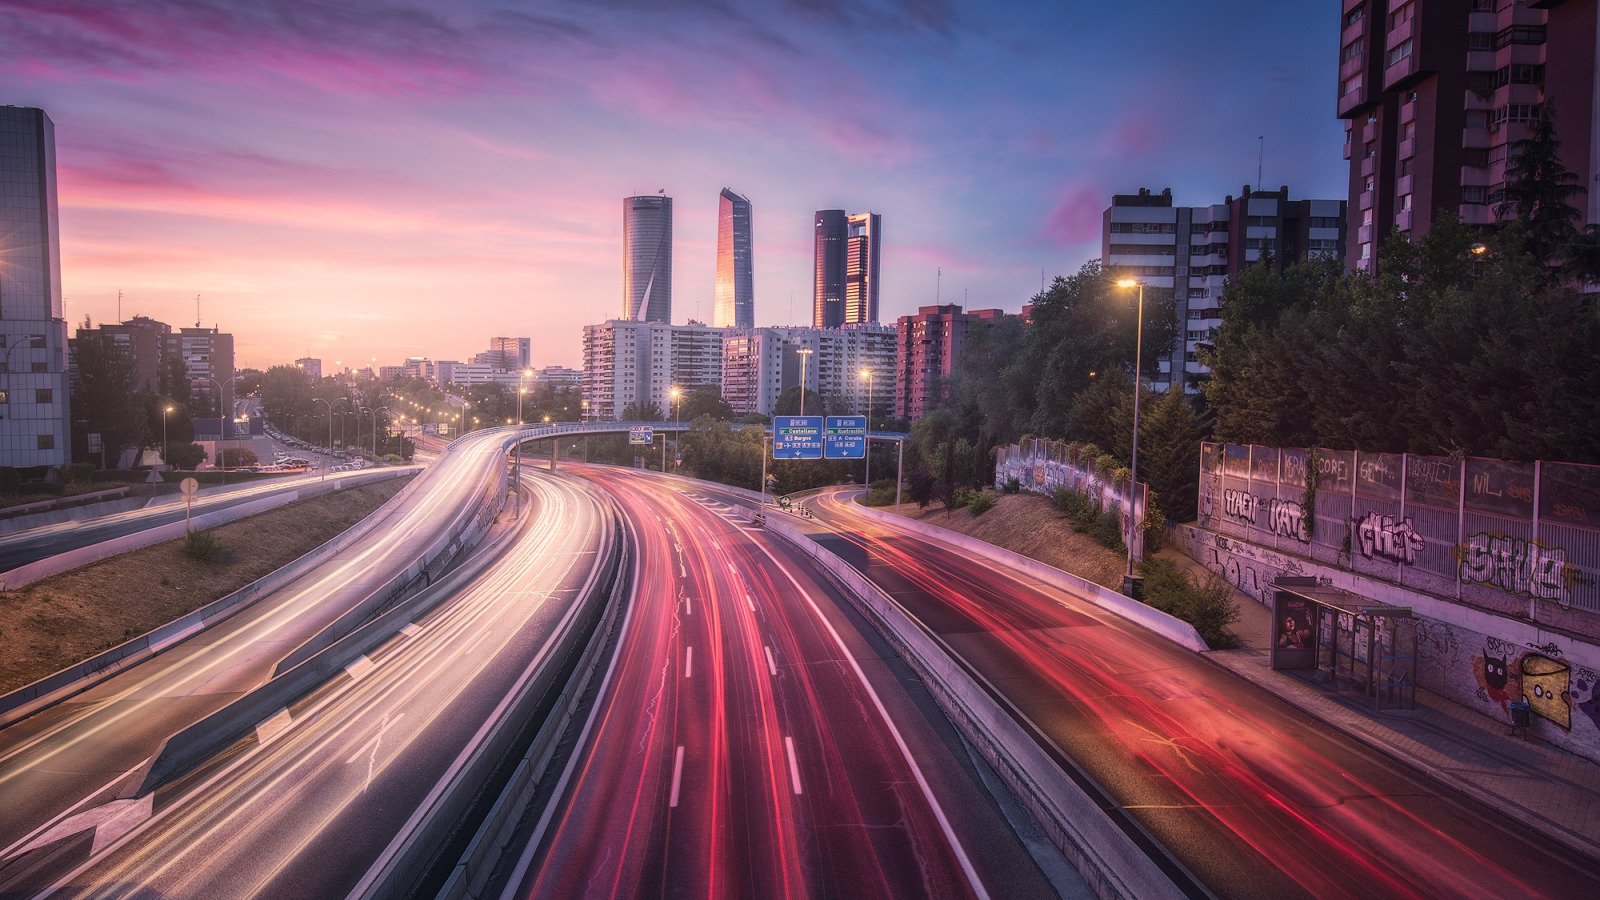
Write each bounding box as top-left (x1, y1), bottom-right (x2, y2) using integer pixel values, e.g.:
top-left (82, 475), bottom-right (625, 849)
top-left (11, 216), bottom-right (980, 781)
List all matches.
top-left (1169, 522), bottom-right (1600, 764)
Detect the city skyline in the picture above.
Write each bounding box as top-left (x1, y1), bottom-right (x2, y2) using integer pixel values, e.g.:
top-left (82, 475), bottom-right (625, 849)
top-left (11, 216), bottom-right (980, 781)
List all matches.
top-left (0, 2), bottom-right (1343, 370)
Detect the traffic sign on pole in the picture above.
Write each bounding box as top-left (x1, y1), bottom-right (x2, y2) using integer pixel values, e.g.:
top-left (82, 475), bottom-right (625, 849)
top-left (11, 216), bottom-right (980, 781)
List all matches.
top-left (628, 426), bottom-right (654, 446)
top-left (823, 416), bottom-right (866, 459)
top-left (772, 416), bottom-right (823, 459)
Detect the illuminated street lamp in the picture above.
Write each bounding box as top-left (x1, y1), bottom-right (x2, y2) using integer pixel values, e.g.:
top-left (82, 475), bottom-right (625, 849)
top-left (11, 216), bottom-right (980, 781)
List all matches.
top-left (796, 347), bottom-right (814, 416)
top-left (312, 397), bottom-right (333, 486)
top-left (162, 405), bottom-right (174, 470)
top-left (860, 368), bottom-right (874, 488)
top-left (1114, 277), bottom-right (1146, 597)
top-left (670, 386), bottom-right (681, 470)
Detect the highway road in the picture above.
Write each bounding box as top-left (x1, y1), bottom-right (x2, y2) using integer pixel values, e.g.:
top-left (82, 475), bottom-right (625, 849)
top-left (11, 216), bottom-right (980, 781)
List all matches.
top-left (798, 489), bottom-right (1600, 900)
top-left (0, 463), bottom-right (411, 574)
top-left (500, 466), bottom-right (1071, 900)
top-left (14, 471), bottom-right (613, 899)
top-left (0, 427), bottom-right (517, 894)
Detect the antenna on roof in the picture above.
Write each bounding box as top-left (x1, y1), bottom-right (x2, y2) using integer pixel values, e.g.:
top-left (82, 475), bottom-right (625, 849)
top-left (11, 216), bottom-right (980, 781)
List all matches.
top-left (195, 294), bottom-right (201, 328)
top-left (1257, 135), bottom-right (1264, 193)
top-left (117, 288), bottom-right (122, 323)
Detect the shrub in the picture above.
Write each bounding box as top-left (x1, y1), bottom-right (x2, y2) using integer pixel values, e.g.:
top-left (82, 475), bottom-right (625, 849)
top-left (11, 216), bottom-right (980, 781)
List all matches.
top-left (167, 442), bottom-right (207, 470)
top-left (1137, 557), bottom-right (1239, 649)
top-left (950, 488), bottom-right (979, 510)
top-left (0, 467), bottom-right (20, 495)
top-left (63, 463), bottom-right (97, 485)
top-left (967, 491), bottom-right (997, 516)
top-left (1002, 477), bottom-right (1021, 494)
top-left (863, 485), bottom-right (898, 506)
top-left (181, 528), bottom-right (227, 564)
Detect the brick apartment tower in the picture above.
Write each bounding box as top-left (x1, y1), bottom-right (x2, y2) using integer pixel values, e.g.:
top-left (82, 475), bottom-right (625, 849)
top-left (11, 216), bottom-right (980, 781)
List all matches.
top-left (1337, 0), bottom-right (1598, 272)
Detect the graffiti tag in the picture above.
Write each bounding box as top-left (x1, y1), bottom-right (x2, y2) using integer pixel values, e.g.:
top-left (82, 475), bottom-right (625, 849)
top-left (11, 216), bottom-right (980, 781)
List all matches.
top-left (1459, 532), bottom-right (1572, 608)
top-left (1223, 489), bottom-right (1258, 524)
top-left (1267, 497), bottom-right (1310, 543)
top-left (1353, 512), bottom-right (1425, 565)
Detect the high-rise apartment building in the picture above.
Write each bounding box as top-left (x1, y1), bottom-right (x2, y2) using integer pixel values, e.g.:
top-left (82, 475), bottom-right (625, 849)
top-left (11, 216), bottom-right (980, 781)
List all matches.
top-left (582, 320), bottom-right (724, 420)
top-left (0, 106), bottom-right (70, 467)
top-left (1337, 0), bottom-right (1599, 271)
top-left (483, 337), bottom-right (531, 370)
top-left (813, 210), bottom-right (848, 328)
top-left (720, 324), bottom-right (896, 417)
top-left (1102, 186), bottom-right (1346, 391)
top-left (715, 189), bottom-right (754, 329)
top-left (894, 305), bottom-right (1013, 421)
top-left (164, 326), bottom-right (235, 417)
top-left (623, 194), bottom-right (673, 323)
top-left (844, 212), bottom-right (882, 325)
top-left (295, 357), bottom-right (322, 380)
top-left (76, 316), bottom-right (171, 394)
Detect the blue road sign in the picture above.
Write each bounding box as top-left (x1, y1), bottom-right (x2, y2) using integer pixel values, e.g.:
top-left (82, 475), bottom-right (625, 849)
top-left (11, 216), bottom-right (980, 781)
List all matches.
top-left (823, 416), bottom-right (867, 459)
top-left (772, 416), bottom-right (824, 459)
top-left (628, 425), bottom-right (654, 445)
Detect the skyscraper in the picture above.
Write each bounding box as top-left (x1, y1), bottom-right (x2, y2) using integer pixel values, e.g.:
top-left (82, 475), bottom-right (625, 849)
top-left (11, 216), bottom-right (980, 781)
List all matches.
top-left (623, 194), bottom-right (672, 323)
top-left (844, 212), bottom-right (881, 324)
top-left (715, 189), bottom-right (754, 329)
top-left (812, 209), bottom-right (847, 328)
top-left (0, 106), bottom-right (70, 467)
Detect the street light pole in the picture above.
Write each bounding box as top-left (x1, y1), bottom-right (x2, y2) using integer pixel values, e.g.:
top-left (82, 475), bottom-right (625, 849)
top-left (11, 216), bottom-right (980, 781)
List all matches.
top-left (162, 405), bottom-right (173, 471)
top-left (860, 368), bottom-right (873, 489)
top-left (312, 398), bottom-right (332, 487)
top-left (670, 386), bottom-right (681, 470)
top-left (1115, 278), bottom-right (1146, 595)
top-left (376, 406), bottom-right (389, 460)
top-left (796, 348), bottom-right (814, 416)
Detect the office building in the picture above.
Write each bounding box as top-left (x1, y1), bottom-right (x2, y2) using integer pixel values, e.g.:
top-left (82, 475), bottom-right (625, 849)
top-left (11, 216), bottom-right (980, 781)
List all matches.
top-left (715, 189), bottom-right (754, 329)
top-left (0, 106), bottom-right (71, 467)
top-left (534, 365), bottom-right (584, 388)
top-left (813, 209), bottom-right (882, 327)
top-left (623, 194), bottom-right (673, 323)
top-left (295, 357), bottom-right (322, 380)
top-left (1102, 186), bottom-right (1346, 391)
top-left (479, 337), bottom-right (531, 370)
top-left (844, 213), bottom-right (882, 325)
top-left (894, 305), bottom-right (1013, 421)
top-left (582, 320), bottom-right (724, 420)
top-left (1337, 0), bottom-right (1599, 271)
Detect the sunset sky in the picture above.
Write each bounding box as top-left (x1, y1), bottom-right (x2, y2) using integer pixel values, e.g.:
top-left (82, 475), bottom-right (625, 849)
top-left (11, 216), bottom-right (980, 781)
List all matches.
top-left (2, 1), bottom-right (1344, 370)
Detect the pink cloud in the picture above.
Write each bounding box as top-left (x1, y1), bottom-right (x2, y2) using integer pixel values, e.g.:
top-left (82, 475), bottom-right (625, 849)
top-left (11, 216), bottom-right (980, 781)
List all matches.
top-left (1042, 183), bottom-right (1103, 247)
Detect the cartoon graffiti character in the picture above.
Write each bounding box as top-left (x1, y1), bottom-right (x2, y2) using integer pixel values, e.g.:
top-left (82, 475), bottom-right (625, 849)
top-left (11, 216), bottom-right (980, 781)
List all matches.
top-left (1475, 647), bottom-right (1512, 712)
top-left (1521, 654), bottom-right (1572, 730)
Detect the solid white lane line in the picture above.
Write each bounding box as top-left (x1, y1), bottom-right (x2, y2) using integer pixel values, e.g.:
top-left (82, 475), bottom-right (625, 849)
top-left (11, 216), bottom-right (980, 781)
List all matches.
top-left (765, 646), bottom-right (778, 677)
top-left (685, 646), bottom-right (694, 678)
top-left (254, 708), bottom-right (293, 747)
top-left (670, 745), bottom-right (686, 808)
top-left (785, 736), bottom-right (803, 795)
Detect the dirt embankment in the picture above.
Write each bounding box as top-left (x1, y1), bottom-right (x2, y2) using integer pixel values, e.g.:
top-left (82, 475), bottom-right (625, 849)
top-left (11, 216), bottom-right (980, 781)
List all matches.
top-left (873, 491), bottom-right (1128, 590)
top-left (0, 478), bottom-right (411, 695)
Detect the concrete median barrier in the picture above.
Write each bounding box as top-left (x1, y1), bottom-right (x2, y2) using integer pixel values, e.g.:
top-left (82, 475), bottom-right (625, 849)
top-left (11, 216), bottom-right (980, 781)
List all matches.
top-left (764, 515), bottom-right (1188, 900)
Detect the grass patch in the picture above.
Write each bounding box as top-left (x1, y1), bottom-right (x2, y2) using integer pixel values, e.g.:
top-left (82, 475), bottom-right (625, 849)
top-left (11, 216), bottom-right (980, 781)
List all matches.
top-left (181, 529), bottom-right (228, 564)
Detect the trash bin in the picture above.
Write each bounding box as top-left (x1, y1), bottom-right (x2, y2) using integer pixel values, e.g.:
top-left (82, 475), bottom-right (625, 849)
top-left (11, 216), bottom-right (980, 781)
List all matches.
top-left (1509, 700), bottom-right (1531, 737)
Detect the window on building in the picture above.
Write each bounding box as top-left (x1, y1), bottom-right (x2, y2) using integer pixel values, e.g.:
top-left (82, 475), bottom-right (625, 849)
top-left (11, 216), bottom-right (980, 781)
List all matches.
top-left (1463, 148), bottom-right (1490, 168)
top-left (1362, 208), bottom-right (1374, 226)
top-left (1388, 39), bottom-right (1413, 67)
top-left (1490, 103), bottom-right (1541, 130)
top-left (1343, 74), bottom-right (1364, 98)
top-left (1309, 217), bottom-right (1342, 229)
top-left (1342, 37), bottom-right (1365, 63)
top-left (1494, 25), bottom-right (1546, 50)
top-left (1462, 185), bottom-right (1489, 204)
top-left (31, 362), bottom-right (45, 373)
top-left (1398, 157), bottom-right (1412, 176)
top-left (35, 388), bottom-right (51, 404)
top-left (1399, 194), bottom-right (1412, 211)
top-left (37, 435), bottom-right (54, 451)
top-left (1360, 242), bottom-right (1372, 260)
top-left (1467, 32), bottom-right (1495, 51)
top-left (1345, 7), bottom-right (1364, 28)
top-left (1389, 2), bottom-right (1415, 30)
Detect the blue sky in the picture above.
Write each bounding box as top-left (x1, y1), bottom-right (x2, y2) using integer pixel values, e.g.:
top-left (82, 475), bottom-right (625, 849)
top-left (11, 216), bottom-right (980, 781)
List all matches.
top-left (0, 0), bottom-right (1345, 368)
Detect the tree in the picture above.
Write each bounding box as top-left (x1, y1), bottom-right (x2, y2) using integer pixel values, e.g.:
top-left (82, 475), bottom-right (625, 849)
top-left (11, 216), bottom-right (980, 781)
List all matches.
top-left (772, 386), bottom-right (829, 417)
top-left (167, 442), bottom-right (207, 470)
top-left (619, 400), bottom-right (664, 421)
top-left (219, 447), bottom-right (259, 468)
top-left (70, 333), bottom-right (150, 466)
top-left (259, 364), bottom-right (314, 426)
top-left (1496, 102), bottom-right (1585, 267)
top-left (1136, 386), bottom-right (1205, 522)
top-left (159, 353), bottom-right (194, 410)
top-left (679, 385), bottom-right (734, 422)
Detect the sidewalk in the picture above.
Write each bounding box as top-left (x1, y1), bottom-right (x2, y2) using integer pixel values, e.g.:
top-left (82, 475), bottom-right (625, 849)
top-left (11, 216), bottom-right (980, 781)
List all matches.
top-left (1156, 547), bottom-right (1600, 862)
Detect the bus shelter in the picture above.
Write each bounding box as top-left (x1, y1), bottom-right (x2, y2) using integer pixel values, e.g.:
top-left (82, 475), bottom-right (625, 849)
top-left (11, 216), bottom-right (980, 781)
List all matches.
top-left (1270, 577), bottom-right (1417, 712)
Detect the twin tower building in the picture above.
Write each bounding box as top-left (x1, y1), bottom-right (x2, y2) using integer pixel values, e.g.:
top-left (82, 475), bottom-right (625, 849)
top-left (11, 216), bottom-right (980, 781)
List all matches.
top-left (622, 192), bottom-right (881, 330)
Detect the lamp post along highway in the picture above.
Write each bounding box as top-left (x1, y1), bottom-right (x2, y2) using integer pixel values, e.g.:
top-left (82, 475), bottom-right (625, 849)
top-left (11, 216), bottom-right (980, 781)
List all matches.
top-left (312, 398), bottom-right (333, 487)
top-left (860, 368), bottom-right (873, 489)
top-left (162, 405), bottom-right (173, 471)
top-left (670, 386), bottom-right (681, 470)
top-left (796, 347), bottom-right (814, 416)
top-left (1115, 277), bottom-right (1146, 597)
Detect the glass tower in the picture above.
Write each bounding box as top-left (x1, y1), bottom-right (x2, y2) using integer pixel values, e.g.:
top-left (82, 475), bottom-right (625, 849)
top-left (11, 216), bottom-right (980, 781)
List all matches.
top-left (812, 209), bottom-right (847, 328)
top-left (0, 106), bottom-right (70, 467)
top-left (623, 194), bottom-right (672, 323)
top-left (844, 212), bottom-right (880, 325)
top-left (715, 188), bottom-right (753, 329)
